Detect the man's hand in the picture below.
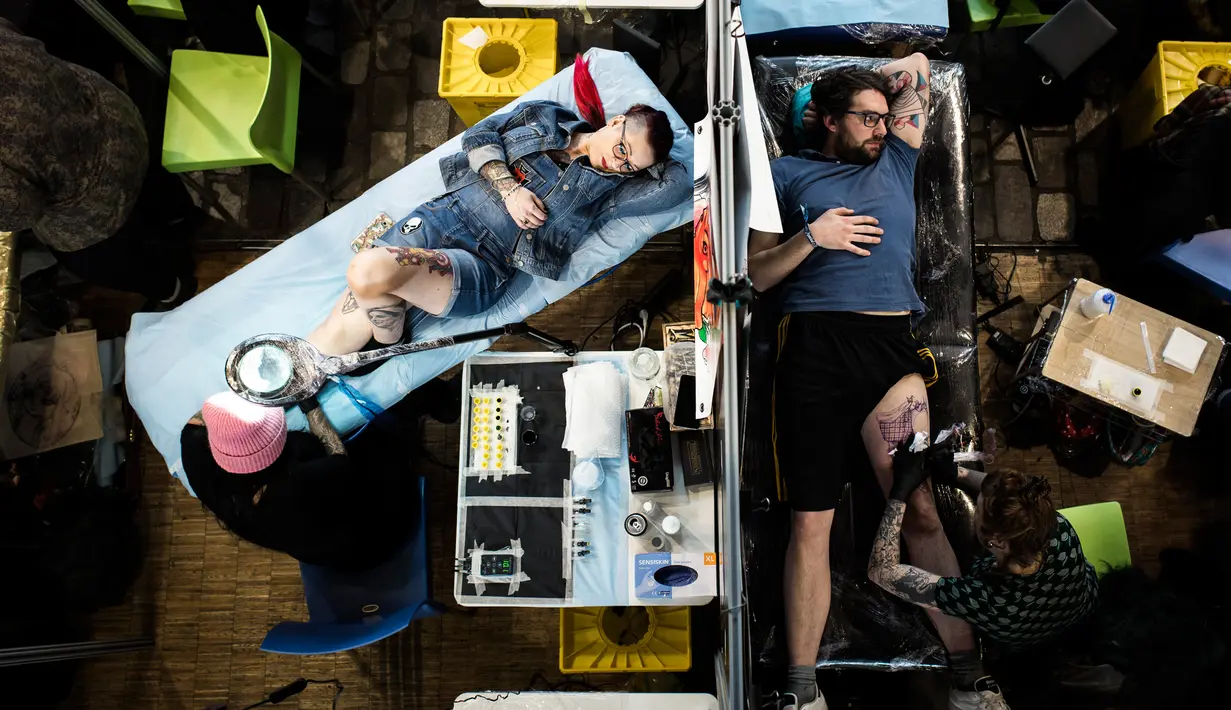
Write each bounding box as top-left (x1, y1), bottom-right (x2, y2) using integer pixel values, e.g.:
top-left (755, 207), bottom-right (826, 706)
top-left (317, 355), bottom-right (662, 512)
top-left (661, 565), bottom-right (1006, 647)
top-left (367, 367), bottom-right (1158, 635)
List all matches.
top-left (888, 439), bottom-right (930, 502)
top-left (802, 101), bottom-right (818, 130)
top-left (808, 207), bottom-right (883, 256)
top-left (503, 186), bottom-right (547, 229)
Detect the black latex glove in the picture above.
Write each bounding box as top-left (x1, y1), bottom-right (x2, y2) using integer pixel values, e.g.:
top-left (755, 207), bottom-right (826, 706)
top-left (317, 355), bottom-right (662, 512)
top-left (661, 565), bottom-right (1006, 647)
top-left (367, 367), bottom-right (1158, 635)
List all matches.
top-left (925, 439), bottom-right (959, 487)
top-left (888, 439), bottom-right (930, 502)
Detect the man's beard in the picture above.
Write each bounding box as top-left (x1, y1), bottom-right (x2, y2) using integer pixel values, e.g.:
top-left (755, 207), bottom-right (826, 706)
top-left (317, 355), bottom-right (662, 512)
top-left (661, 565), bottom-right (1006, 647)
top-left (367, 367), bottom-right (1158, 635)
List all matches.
top-left (834, 129), bottom-right (884, 165)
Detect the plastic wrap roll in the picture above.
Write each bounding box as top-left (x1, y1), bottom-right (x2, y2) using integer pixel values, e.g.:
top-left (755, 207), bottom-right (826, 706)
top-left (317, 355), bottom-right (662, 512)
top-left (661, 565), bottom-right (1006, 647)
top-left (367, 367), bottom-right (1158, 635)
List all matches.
top-left (741, 58), bottom-right (981, 674)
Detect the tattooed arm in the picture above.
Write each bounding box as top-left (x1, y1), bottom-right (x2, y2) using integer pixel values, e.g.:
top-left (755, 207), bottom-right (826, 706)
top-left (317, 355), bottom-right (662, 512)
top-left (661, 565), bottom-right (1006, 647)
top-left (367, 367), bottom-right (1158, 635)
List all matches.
top-left (878, 53), bottom-right (931, 148)
top-left (868, 499), bottom-right (942, 610)
top-left (479, 160), bottom-right (547, 228)
top-left (303, 403), bottom-right (347, 457)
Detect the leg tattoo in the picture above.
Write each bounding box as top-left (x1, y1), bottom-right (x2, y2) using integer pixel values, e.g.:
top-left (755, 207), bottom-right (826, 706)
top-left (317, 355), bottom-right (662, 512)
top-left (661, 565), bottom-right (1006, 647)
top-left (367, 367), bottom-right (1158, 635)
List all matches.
top-left (341, 290), bottom-right (358, 314)
top-left (876, 395), bottom-right (928, 452)
top-left (365, 300), bottom-right (408, 333)
top-left (386, 247), bottom-right (453, 277)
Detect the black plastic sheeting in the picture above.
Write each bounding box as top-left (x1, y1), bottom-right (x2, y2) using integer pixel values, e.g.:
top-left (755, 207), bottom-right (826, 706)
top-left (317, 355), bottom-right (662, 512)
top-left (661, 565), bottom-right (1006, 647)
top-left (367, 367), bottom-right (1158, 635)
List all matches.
top-left (740, 57), bottom-right (983, 672)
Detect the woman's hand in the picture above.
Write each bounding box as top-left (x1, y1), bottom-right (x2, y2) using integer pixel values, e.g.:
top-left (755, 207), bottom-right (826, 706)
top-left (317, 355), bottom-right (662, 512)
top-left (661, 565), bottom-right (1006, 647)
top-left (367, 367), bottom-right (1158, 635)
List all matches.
top-left (802, 101), bottom-right (818, 130)
top-left (503, 186), bottom-right (547, 229)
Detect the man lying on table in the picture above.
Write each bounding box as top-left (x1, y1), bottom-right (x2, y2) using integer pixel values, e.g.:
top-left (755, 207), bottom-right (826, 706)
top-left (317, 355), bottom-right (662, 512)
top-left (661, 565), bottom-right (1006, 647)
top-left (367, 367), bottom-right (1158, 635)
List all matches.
top-left (748, 54), bottom-right (1009, 710)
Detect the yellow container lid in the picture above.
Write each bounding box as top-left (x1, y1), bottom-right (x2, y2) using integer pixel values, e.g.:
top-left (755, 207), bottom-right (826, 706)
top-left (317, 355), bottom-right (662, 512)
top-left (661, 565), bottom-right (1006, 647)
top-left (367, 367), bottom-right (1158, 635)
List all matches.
top-left (1154, 41), bottom-right (1231, 115)
top-left (440, 18), bottom-right (558, 100)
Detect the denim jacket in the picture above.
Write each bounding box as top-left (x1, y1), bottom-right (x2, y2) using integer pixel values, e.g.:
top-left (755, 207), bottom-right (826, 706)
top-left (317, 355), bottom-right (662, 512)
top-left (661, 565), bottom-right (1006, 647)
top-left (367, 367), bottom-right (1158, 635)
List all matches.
top-left (437, 100), bottom-right (689, 280)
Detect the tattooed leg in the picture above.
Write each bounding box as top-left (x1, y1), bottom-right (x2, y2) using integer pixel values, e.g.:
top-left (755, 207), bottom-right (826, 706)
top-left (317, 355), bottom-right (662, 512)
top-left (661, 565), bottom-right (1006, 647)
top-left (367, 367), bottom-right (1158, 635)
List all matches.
top-left (861, 374), bottom-right (975, 655)
top-left (306, 288), bottom-right (384, 356)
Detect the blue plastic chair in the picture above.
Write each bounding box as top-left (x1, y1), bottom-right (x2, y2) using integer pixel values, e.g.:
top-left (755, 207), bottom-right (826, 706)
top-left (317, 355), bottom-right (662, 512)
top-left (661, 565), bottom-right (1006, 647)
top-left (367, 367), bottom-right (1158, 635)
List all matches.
top-left (260, 477), bottom-right (442, 654)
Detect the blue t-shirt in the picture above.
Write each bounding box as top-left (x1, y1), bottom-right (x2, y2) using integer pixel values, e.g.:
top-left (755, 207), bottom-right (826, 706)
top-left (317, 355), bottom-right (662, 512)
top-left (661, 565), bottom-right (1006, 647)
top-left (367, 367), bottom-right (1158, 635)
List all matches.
top-left (770, 133), bottom-right (924, 314)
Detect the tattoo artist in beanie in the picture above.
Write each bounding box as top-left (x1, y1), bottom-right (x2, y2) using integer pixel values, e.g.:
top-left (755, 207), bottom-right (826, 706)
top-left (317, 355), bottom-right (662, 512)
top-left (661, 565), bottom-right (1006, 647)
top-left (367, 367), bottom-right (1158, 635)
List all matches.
top-left (180, 376), bottom-right (460, 571)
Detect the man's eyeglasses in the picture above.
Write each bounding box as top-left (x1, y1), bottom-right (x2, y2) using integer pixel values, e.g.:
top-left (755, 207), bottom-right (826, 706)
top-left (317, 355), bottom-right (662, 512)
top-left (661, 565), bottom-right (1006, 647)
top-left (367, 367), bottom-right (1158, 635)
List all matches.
top-left (612, 121), bottom-right (637, 173)
top-left (846, 111), bottom-right (894, 128)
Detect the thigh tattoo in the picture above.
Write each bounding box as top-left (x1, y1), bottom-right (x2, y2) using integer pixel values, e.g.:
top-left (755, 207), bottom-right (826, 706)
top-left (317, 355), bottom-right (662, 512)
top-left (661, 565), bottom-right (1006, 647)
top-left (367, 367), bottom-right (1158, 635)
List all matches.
top-left (876, 395), bottom-right (928, 452)
top-left (386, 247), bottom-right (453, 276)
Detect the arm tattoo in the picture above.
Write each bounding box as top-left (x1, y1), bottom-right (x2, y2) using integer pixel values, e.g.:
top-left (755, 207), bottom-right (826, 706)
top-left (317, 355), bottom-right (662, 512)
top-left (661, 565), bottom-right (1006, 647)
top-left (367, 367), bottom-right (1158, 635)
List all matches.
top-left (887, 70), bottom-right (928, 130)
top-left (385, 247), bottom-right (454, 276)
top-left (479, 160), bottom-right (518, 196)
top-left (875, 395), bottom-right (928, 453)
top-left (305, 406), bottom-right (346, 456)
top-left (341, 290), bottom-right (358, 314)
top-left (868, 499), bottom-right (941, 609)
top-left (365, 300), bottom-right (408, 332)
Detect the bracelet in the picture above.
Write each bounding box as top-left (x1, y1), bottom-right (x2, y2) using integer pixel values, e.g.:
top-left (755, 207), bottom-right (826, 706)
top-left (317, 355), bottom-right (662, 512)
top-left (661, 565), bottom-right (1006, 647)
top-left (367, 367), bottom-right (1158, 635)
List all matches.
top-left (298, 397), bottom-right (320, 414)
top-left (499, 184), bottom-right (520, 201)
top-left (800, 204), bottom-right (819, 248)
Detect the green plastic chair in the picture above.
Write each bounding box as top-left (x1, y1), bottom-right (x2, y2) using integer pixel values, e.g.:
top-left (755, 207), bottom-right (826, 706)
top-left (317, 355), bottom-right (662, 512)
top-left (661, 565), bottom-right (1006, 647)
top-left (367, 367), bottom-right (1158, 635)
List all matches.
top-left (163, 5), bottom-right (322, 201)
top-left (128, 0), bottom-right (187, 21)
top-left (1058, 501), bottom-right (1132, 578)
top-left (966, 0), bottom-right (1052, 32)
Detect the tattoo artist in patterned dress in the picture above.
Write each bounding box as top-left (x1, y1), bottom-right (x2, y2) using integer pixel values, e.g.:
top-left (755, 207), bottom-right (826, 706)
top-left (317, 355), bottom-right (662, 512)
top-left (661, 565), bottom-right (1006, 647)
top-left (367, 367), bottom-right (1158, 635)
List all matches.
top-left (306, 59), bottom-right (688, 362)
top-left (870, 441), bottom-right (1099, 708)
top-left (748, 55), bottom-right (1003, 710)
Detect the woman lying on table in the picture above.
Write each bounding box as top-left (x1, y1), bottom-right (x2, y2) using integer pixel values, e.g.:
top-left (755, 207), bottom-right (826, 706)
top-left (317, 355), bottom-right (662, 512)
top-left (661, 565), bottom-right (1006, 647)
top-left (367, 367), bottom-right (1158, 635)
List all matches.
top-left (307, 58), bottom-right (688, 365)
top-left (180, 377), bottom-right (458, 570)
top-left (870, 441), bottom-right (1099, 667)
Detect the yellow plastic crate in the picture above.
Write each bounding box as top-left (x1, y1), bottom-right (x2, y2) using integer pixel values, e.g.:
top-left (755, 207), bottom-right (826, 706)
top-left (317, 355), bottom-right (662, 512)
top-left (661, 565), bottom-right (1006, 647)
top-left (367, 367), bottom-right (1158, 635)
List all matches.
top-left (1119, 41), bottom-right (1231, 147)
top-left (559, 606), bottom-right (691, 674)
top-left (439, 18), bottom-right (558, 127)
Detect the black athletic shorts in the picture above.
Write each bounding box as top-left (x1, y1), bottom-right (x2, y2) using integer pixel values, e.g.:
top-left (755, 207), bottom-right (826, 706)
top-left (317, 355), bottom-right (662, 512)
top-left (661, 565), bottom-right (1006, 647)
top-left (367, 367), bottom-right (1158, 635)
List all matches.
top-left (772, 311), bottom-right (937, 512)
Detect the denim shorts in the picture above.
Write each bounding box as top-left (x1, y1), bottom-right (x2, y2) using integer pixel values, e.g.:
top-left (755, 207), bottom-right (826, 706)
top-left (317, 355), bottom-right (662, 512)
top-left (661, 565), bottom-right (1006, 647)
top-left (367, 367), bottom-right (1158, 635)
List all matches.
top-left (373, 197), bottom-right (514, 318)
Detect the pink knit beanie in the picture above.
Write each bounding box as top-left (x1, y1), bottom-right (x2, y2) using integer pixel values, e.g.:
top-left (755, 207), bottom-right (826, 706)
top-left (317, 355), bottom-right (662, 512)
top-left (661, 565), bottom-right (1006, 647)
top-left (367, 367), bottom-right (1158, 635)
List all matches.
top-left (201, 392), bottom-right (287, 474)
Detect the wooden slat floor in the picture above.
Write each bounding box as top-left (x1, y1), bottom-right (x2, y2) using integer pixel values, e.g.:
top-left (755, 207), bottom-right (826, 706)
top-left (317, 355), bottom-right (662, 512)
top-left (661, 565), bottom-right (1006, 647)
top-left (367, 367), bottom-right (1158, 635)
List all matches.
top-left (66, 248), bottom-right (1227, 708)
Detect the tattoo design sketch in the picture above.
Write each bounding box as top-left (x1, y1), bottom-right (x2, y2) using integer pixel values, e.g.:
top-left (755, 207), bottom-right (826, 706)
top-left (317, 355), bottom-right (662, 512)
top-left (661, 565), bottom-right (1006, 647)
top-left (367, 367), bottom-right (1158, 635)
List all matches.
top-left (341, 290), bottom-right (358, 314)
top-left (887, 70), bottom-right (928, 130)
top-left (869, 500), bottom-right (940, 608)
top-left (386, 247), bottom-right (454, 276)
top-left (0, 331), bottom-right (103, 458)
top-left (876, 395), bottom-right (928, 452)
top-left (6, 355), bottom-right (82, 449)
top-left (365, 301), bottom-right (408, 332)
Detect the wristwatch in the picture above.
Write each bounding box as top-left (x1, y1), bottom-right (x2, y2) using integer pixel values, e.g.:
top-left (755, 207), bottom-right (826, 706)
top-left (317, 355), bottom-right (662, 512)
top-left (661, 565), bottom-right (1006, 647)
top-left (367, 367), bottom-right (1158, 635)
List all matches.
top-left (298, 397), bottom-right (320, 414)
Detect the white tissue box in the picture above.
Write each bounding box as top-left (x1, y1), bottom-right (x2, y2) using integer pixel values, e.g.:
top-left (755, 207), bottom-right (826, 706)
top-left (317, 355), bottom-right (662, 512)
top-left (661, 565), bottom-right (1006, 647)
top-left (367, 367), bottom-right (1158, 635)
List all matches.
top-left (1161, 327), bottom-right (1207, 374)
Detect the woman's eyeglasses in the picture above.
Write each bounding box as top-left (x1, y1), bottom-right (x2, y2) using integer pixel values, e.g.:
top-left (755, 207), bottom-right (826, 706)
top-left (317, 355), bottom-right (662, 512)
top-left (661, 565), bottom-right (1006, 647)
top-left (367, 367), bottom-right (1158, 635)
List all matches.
top-left (612, 121), bottom-right (637, 173)
top-left (846, 111), bottom-right (894, 128)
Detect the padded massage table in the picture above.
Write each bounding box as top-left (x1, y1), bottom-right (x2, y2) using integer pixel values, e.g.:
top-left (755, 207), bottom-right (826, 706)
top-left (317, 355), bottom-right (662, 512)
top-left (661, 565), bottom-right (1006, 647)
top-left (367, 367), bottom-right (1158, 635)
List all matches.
top-left (741, 57), bottom-right (983, 673)
top-left (125, 48), bottom-right (694, 492)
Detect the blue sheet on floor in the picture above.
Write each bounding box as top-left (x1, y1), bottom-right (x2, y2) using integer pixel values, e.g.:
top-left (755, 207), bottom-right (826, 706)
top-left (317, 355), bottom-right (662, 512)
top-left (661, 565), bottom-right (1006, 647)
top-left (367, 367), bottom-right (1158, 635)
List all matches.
top-left (124, 49), bottom-right (693, 493)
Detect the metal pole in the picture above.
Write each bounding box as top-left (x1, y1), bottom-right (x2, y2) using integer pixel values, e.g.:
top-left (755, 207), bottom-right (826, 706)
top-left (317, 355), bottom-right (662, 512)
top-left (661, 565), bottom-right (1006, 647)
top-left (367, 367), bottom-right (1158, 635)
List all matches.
top-left (713, 1), bottom-right (744, 708)
top-left (73, 0), bottom-right (169, 80)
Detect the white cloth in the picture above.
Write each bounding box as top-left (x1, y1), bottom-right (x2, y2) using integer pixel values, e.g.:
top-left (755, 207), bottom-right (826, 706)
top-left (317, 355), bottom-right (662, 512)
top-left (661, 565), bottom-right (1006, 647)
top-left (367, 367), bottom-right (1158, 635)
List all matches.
top-left (562, 361), bottom-right (625, 459)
